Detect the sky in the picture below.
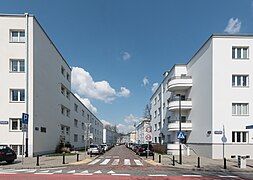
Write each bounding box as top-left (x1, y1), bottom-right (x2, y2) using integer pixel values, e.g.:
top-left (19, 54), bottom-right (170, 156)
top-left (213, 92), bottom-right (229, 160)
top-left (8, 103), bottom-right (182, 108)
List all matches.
top-left (1, 0), bottom-right (253, 133)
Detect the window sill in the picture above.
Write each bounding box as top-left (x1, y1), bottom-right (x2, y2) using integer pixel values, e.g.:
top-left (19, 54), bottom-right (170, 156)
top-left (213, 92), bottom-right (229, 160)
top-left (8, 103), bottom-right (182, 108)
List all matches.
top-left (9, 130), bottom-right (22, 132)
top-left (9, 101), bottom-right (25, 103)
top-left (9, 71), bottom-right (26, 73)
top-left (232, 115), bottom-right (249, 116)
top-left (232, 58), bottom-right (249, 60)
top-left (232, 86), bottom-right (249, 88)
top-left (9, 41), bottom-right (25, 43)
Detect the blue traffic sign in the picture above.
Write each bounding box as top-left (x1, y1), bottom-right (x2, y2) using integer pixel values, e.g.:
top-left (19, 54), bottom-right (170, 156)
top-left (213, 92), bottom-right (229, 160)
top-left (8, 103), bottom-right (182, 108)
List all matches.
top-left (177, 131), bottom-right (185, 140)
top-left (22, 113), bottom-right (29, 125)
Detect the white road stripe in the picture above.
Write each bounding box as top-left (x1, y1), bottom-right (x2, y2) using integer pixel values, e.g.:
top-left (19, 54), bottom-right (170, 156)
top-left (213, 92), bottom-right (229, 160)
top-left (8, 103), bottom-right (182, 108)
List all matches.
top-left (0, 172), bottom-right (17, 174)
top-left (124, 159), bottom-right (131, 165)
top-left (148, 174), bottom-right (167, 176)
top-left (218, 175), bottom-right (238, 178)
top-left (112, 174), bottom-right (130, 176)
top-left (88, 159), bottom-right (100, 165)
top-left (134, 159), bottom-right (143, 166)
top-left (26, 170), bottom-right (37, 173)
top-left (100, 159), bottom-right (110, 165)
top-left (16, 169), bottom-right (29, 172)
top-left (74, 173), bottom-right (93, 176)
top-left (93, 170), bottom-right (102, 174)
top-left (182, 175), bottom-right (202, 177)
top-left (52, 170), bottom-right (62, 173)
top-left (80, 170), bottom-right (89, 174)
top-left (34, 173), bottom-right (54, 175)
top-left (37, 170), bottom-right (49, 173)
top-left (112, 159), bottom-right (120, 165)
top-left (67, 170), bottom-right (76, 173)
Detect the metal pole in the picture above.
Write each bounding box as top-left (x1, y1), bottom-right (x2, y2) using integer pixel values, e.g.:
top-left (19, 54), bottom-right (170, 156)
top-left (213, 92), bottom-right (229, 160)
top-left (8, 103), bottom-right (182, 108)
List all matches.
top-left (224, 158), bottom-right (227, 169)
top-left (197, 157), bottom-right (200, 168)
top-left (25, 13), bottom-right (29, 158)
top-left (178, 94), bottom-right (182, 164)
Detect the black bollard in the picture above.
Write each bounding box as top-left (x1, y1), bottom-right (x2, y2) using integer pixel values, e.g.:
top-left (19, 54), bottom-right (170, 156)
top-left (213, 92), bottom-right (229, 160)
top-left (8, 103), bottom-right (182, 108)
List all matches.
top-left (172, 155), bottom-right (175, 166)
top-left (152, 153), bottom-right (154, 161)
top-left (197, 157), bottom-right (200, 168)
top-left (146, 151), bottom-right (148, 158)
top-left (77, 153), bottom-right (79, 162)
top-left (63, 153), bottom-right (65, 164)
top-left (36, 155), bottom-right (39, 166)
top-left (90, 152), bottom-right (92, 157)
top-left (158, 155), bottom-right (161, 163)
top-left (224, 158), bottom-right (227, 169)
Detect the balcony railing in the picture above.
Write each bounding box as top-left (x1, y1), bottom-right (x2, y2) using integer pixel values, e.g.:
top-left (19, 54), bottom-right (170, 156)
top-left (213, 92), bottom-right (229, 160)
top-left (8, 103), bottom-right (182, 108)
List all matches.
top-left (168, 97), bottom-right (192, 102)
top-left (167, 76), bottom-right (192, 92)
top-left (168, 120), bottom-right (192, 131)
top-left (167, 97), bottom-right (192, 111)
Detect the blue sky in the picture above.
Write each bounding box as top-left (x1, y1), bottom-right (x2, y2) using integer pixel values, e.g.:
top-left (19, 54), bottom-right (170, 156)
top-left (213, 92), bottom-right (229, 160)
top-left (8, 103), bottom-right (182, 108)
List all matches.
top-left (1, 0), bottom-right (253, 133)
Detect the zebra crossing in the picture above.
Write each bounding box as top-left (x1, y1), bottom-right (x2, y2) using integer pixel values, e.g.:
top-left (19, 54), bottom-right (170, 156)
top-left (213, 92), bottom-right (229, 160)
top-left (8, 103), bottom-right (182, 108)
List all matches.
top-left (88, 158), bottom-right (143, 166)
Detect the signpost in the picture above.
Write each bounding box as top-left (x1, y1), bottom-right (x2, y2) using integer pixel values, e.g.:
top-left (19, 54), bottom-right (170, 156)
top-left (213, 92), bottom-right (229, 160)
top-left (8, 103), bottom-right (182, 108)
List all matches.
top-left (22, 113), bottom-right (29, 164)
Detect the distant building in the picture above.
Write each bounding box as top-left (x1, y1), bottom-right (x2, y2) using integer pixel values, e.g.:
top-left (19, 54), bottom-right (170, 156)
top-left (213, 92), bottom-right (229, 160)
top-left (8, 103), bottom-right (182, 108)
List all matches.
top-left (150, 34), bottom-right (253, 159)
top-left (0, 14), bottom-right (103, 156)
top-left (136, 119), bottom-right (150, 144)
top-left (117, 134), bottom-right (129, 144)
top-left (103, 126), bottom-right (118, 145)
top-left (129, 131), bottom-right (137, 143)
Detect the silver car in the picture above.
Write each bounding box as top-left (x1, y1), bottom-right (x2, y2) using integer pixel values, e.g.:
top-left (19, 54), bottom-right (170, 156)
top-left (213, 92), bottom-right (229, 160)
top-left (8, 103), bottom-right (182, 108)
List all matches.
top-left (87, 144), bottom-right (102, 155)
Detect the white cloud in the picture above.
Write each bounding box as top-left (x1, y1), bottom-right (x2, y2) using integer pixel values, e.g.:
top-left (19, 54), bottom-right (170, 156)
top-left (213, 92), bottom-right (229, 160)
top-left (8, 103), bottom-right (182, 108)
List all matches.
top-left (142, 77), bottom-right (149, 86)
top-left (151, 82), bottom-right (159, 93)
top-left (124, 114), bottom-right (141, 124)
top-left (101, 119), bottom-right (113, 126)
top-left (224, 18), bottom-right (241, 34)
top-left (74, 93), bottom-right (97, 114)
top-left (122, 52), bottom-right (131, 61)
top-left (71, 67), bottom-right (130, 103)
top-left (117, 123), bottom-right (135, 134)
top-left (116, 114), bottom-right (143, 134)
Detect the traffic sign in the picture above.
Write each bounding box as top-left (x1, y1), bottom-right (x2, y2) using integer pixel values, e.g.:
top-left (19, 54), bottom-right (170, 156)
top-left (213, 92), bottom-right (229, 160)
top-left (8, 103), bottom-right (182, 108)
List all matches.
top-left (145, 126), bottom-right (152, 132)
top-left (145, 134), bottom-right (152, 141)
top-left (22, 113), bottom-right (29, 132)
top-left (177, 131), bottom-right (185, 140)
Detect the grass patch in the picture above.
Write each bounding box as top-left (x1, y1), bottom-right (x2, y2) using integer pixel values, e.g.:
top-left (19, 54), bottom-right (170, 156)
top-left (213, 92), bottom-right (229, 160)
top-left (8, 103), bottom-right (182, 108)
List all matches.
top-left (47, 153), bottom-right (76, 157)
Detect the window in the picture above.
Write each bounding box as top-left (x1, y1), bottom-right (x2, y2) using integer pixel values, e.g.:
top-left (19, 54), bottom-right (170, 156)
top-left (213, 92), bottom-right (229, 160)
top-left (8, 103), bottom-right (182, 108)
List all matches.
top-left (154, 137), bottom-right (157, 143)
top-left (61, 66), bottom-right (65, 77)
top-left (158, 122), bottom-right (161, 130)
top-left (232, 131), bottom-right (248, 143)
top-left (82, 122), bottom-right (84, 130)
top-left (66, 109), bottom-right (70, 117)
top-left (61, 126), bottom-right (64, 134)
top-left (232, 103), bottom-right (249, 115)
top-left (82, 110), bottom-right (85, 117)
top-left (154, 97), bottom-right (157, 105)
top-left (66, 91), bottom-right (70, 99)
top-left (10, 30), bottom-right (25, 42)
top-left (66, 127), bottom-right (70, 135)
top-left (74, 134), bottom-right (78, 142)
top-left (10, 59), bottom-right (25, 72)
top-left (10, 89), bottom-right (25, 102)
top-left (158, 93), bottom-right (161, 102)
top-left (74, 104), bottom-right (78, 112)
top-left (61, 106), bottom-right (65, 115)
top-left (66, 73), bottom-right (70, 81)
top-left (154, 124), bottom-right (157, 131)
top-left (9, 118), bottom-right (22, 131)
top-left (41, 127), bottom-right (46, 133)
top-left (74, 119), bottom-right (78, 127)
top-left (158, 108), bottom-right (161, 116)
top-left (82, 135), bottom-right (84, 142)
top-left (232, 75), bottom-right (249, 87)
top-left (154, 110), bottom-right (157, 118)
top-left (61, 85), bottom-right (65, 95)
top-left (232, 47), bottom-right (249, 59)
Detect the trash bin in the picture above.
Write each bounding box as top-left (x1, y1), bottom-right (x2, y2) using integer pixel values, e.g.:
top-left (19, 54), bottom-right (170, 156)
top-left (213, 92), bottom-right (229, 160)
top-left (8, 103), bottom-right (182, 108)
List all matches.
top-left (238, 155), bottom-right (247, 168)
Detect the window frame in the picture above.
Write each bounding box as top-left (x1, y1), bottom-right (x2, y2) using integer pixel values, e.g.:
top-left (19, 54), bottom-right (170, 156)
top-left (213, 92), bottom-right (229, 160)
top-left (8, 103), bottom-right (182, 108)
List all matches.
top-left (232, 47), bottom-right (249, 60)
top-left (10, 30), bottom-right (25, 43)
top-left (232, 131), bottom-right (248, 143)
top-left (10, 89), bottom-right (25, 102)
top-left (232, 103), bottom-right (249, 116)
top-left (9, 118), bottom-right (22, 131)
top-left (232, 75), bottom-right (249, 87)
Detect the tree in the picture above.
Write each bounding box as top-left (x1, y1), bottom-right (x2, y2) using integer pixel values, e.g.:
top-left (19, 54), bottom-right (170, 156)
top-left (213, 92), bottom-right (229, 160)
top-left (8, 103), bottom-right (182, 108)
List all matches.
top-left (143, 104), bottom-right (151, 119)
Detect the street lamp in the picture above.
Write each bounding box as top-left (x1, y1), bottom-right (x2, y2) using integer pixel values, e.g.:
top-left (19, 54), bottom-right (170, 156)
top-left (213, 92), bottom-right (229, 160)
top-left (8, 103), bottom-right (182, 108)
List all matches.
top-left (176, 94), bottom-right (182, 164)
top-left (85, 122), bottom-right (91, 157)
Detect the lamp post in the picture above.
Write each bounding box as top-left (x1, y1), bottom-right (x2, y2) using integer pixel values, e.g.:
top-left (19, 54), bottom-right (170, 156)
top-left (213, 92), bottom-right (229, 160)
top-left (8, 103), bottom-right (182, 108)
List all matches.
top-left (85, 123), bottom-right (91, 157)
top-left (176, 94), bottom-right (182, 164)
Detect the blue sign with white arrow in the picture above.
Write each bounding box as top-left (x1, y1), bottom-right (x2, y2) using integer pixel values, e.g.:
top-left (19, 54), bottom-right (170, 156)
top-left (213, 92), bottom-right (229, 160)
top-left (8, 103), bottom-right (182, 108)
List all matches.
top-left (177, 131), bottom-right (185, 140)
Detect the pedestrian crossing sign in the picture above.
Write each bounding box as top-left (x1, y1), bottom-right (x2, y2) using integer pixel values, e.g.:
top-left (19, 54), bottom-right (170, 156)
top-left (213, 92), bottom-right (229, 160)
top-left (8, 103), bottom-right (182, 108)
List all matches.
top-left (177, 131), bottom-right (185, 140)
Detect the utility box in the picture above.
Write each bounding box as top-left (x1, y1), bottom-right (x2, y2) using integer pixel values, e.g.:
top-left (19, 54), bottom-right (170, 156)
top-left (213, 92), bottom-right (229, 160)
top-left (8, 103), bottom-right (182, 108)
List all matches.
top-left (238, 155), bottom-right (247, 168)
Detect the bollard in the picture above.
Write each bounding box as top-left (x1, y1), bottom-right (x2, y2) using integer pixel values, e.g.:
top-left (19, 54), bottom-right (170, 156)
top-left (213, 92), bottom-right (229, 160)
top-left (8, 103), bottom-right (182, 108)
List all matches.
top-left (172, 155), bottom-right (175, 166)
top-left (146, 151), bottom-right (148, 158)
top-left (152, 153), bottom-right (154, 161)
top-left (36, 155), bottom-right (39, 166)
top-left (224, 158), bottom-right (227, 169)
top-left (77, 153), bottom-right (79, 162)
top-left (158, 155), bottom-right (161, 163)
top-left (63, 153), bottom-right (65, 164)
top-left (90, 152), bottom-right (92, 157)
top-left (197, 157), bottom-right (200, 168)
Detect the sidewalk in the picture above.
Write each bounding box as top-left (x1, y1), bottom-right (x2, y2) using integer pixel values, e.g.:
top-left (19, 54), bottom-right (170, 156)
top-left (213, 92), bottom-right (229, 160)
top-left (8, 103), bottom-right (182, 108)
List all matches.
top-left (0, 151), bottom-right (96, 169)
top-left (143, 153), bottom-right (253, 172)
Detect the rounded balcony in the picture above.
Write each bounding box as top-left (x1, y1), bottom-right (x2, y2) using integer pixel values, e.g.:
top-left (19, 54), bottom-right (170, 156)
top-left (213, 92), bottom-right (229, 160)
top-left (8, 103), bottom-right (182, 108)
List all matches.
top-left (167, 97), bottom-right (192, 111)
top-left (168, 120), bottom-right (192, 131)
top-left (167, 76), bottom-right (192, 92)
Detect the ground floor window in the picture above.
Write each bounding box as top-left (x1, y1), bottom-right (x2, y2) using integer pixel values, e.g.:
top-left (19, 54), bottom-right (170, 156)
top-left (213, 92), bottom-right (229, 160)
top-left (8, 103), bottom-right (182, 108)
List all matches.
top-left (9, 118), bottom-right (22, 131)
top-left (74, 134), bottom-right (78, 142)
top-left (10, 145), bottom-right (24, 155)
top-left (232, 131), bottom-right (248, 143)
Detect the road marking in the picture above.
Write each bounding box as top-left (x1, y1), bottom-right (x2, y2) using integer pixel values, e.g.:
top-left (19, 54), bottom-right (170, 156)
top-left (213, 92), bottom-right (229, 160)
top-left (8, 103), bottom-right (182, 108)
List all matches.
top-left (182, 175), bottom-right (202, 177)
top-left (124, 159), bottom-right (131, 165)
top-left (134, 159), bottom-right (143, 166)
top-left (113, 156), bottom-right (119, 158)
top-left (112, 159), bottom-right (120, 165)
top-left (107, 170), bottom-right (115, 174)
top-left (36, 170), bottom-right (49, 173)
top-left (112, 174), bottom-right (130, 176)
top-left (218, 175), bottom-right (239, 178)
top-left (100, 159), bottom-right (110, 165)
top-left (93, 170), bottom-right (102, 174)
top-left (25, 170), bottom-right (37, 173)
top-left (74, 173), bottom-right (93, 176)
top-left (105, 156), bottom-right (111, 158)
top-left (16, 169), bottom-right (29, 172)
top-left (0, 172), bottom-right (17, 174)
top-left (80, 170), bottom-right (89, 174)
top-left (52, 170), bottom-right (62, 173)
top-left (148, 174), bottom-right (167, 176)
top-left (67, 170), bottom-right (76, 173)
top-left (88, 159), bottom-right (100, 165)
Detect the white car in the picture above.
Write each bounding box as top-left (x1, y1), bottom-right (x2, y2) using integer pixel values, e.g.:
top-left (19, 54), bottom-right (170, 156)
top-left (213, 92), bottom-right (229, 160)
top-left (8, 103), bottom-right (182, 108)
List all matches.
top-left (87, 144), bottom-right (102, 155)
top-left (101, 144), bottom-right (109, 151)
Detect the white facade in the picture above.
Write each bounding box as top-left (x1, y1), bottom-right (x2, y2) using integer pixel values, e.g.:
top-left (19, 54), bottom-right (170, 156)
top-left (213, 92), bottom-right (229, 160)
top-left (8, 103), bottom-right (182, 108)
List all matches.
top-left (136, 119), bottom-right (150, 144)
top-left (103, 128), bottom-right (118, 145)
top-left (0, 14), bottom-right (102, 156)
top-left (150, 35), bottom-right (253, 159)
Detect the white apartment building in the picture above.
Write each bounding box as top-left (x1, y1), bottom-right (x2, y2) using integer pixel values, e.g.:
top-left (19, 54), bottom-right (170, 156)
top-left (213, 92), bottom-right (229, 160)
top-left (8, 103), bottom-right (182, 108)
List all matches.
top-left (136, 119), bottom-right (150, 144)
top-left (103, 127), bottom-right (118, 145)
top-left (150, 34), bottom-right (253, 159)
top-left (0, 14), bottom-right (103, 156)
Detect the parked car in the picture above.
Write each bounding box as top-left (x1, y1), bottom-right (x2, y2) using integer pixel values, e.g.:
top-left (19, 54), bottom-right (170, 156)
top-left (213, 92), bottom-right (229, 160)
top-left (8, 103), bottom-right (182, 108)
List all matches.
top-left (87, 144), bottom-right (103, 155)
top-left (133, 144), bottom-right (141, 153)
top-left (0, 145), bottom-right (17, 164)
top-left (100, 144), bottom-right (109, 151)
top-left (136, 144), bottom-right (154, 156)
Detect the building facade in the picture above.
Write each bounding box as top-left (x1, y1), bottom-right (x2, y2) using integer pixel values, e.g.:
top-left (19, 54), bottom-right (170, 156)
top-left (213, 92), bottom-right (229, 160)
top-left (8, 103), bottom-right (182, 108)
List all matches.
top-left (103, 127), bottom-right (118, 145)
top-left (0, 14), bottom-right (103, 156)
top-left (136, 119), bottom-right (150, 144)
top-left (150, 34), bottom-right (253, 159)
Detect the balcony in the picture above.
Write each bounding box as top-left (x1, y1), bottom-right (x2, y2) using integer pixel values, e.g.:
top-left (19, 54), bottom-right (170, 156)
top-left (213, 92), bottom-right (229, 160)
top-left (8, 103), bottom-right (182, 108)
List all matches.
top-left (168, 120), bottom-right (192, 131)
top-left (167, 97), bottom-right (192, 111)
top-left (167, 76), bottom-right (192, 92)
